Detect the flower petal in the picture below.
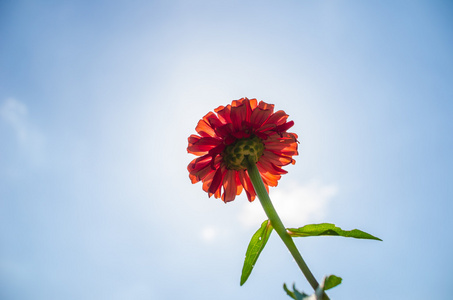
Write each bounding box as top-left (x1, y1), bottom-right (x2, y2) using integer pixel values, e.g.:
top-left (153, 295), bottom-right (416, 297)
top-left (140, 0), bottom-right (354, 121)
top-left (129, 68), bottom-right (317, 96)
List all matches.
top-left (257, 162), bottom-right (281, 187)
top-left (249, 98), bottom-right (258, 110)
top-left (188, 156), bottom-right (217, 183)
top-left (222, 170), bottom-right (239, 202)
top-left (230, 100), bottom-right (249, 131)
top-left (196, 118), bottom-right (216, 138)
top-left (208, 167), bottom-right (225, 196)
top-left (261, 149), bottom-right (294, 166)
top-left (238, 170), bottom-right (256, 202)
top-left (214, 104), bottom-right (232, 124)
top-left (264, 110), bottom-right (288, 126)
top-left (204, 111), bottom-right (225, 128)
top-left (258, 154), bottom-right (288, 175)
top-left (187, 136), bottom-right (222, 154)
top-left (250, 101), bottom-right (274, 127)
top-left (263, 135), bottom-right (299, 157)
top-left (275, 120), bottom-right (294, 133)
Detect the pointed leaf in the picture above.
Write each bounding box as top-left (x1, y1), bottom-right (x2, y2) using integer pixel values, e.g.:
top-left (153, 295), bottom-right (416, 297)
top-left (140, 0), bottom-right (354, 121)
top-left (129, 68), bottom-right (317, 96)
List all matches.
top-left (315, 275), bottom-right (342, 299)
top-left (323, 274), bottom-right (342, 291)
top-left (283, 283), bottom-right (297, 299)
top-left (284, 275), bottom-right (342, 300)
top-left (283, 283), bottom-right (311, 300)
top-left (287, 223), bottom-right (382, 241)
top-left (240, 219), bottom-right (273, 285)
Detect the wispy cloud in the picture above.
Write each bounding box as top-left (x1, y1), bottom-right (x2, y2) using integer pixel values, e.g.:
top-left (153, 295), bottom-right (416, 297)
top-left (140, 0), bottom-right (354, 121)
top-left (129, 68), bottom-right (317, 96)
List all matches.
top-left (200, 226), bottom-right (218, 242)
top-left (0, 98), bottom-right (45, 164)
top-left (238, 179), bottom-right (338, 228)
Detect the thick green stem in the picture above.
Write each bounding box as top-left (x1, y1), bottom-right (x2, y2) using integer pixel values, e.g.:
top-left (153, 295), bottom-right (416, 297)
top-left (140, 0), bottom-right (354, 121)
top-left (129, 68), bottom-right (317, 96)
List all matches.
top-left (246, 157), bottom-right (329, 299)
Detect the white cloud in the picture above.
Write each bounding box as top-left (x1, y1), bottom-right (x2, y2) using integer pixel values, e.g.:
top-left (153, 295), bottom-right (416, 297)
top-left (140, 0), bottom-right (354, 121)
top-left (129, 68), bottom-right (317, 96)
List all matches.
top-left (0, 98), bottom-right (28, 141)
top-left (0, 98), bottom-right (45, 164)
top-left (238, 179), bottom-right (338, 228)
top-left (200, 226), bottom-right (218, 242)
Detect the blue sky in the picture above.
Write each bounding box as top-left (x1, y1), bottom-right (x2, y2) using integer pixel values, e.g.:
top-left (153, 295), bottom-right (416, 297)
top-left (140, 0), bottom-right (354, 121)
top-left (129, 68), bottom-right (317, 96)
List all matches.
top-left (1, 0), bottom-right (452, 299)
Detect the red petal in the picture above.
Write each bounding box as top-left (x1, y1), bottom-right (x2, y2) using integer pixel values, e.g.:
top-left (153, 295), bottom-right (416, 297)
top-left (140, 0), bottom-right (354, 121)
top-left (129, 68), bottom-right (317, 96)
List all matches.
top-left (238, 170), bottom-right (256, 202)
top-left (275, 120), bottom-right (294, 133)
top-left (187, 136), bottom-right (222, 154)
top-left (222, 170), bottom-right (238, 202)
top-left (187, 135), bottom-right (205, 155)
top-left (203, 170), bottom-right (223, 199)
top-left (263, 135), bottom-right (298, 156)
top-left (249, 98), bottom-right (258, 110)
top-left (204, 111), bottom-right (225, 130)
top-left (258, 154), bottom-right (288, 175)
top-left (257, 162), bottom-right (281, 187)
top-left (250, 101), bottom-right (274, 127)
top-left (255, 123), bottom-right (276, 136)
top-left (188, 155), bottom-right (218, 183)
top-left (208, 167), bottom-right (225, 196)
top-left (189, 173), bottom-right (198, 184)
top-left (264, 110), bottom-right (288, 126)
top-left (261, 149), bottom-right (294, 166)
top-left (196, 119), bottom-right (216, 137)
top-left (215, 123), bottom-right (234, 140)
top-left (235, 172), bottom-right (244, 198)
top-left (215, 104), bottom-right (232, 124)
top-left (202, 170), bottom-right (215, 193)
top-left (188, 154), bottom-right (211, 172)
top-left (230, 100), bottom-right (248, 131)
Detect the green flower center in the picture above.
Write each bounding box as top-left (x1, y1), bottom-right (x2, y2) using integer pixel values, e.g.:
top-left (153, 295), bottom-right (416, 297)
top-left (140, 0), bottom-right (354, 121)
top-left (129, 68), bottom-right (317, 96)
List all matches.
top-left (222, 136), bottom-right (265, 170)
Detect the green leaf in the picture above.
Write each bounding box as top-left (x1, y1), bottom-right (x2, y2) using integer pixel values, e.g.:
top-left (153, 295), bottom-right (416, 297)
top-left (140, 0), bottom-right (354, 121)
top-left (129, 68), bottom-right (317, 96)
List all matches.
top-left (283, 283), bottom-right (310, 300)
top-left (287, 223), bottom-right (382, 241)
top-left (240, 219), bottom-right (273, 286)
top-left (283, 283), bottom-right (296, 299)
top-left (323, 274), bottom-right (342, 290)
top-left (284, 275), bottom-right (342, 300)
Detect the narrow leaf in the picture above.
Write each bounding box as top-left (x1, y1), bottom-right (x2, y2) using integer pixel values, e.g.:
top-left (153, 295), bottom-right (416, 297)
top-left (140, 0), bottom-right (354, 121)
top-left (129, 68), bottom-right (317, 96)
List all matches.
top-left (287, 223), bottom-right (382, 241)
top-left (284, 275), bottom-right (342, 300)
top-left (323, 274), bottom-right (342, 291)
top-left (283, 283), bottom-right (297, 299)
top-left (240, 219), bottom-right (273, 285)
top-left (283, 283), bottom-right (311, 300)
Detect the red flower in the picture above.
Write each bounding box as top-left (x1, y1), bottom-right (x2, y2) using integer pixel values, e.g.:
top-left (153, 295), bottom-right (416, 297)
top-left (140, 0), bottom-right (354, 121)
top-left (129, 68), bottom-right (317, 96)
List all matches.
top-left (187, 98), bottom-right (299, 203)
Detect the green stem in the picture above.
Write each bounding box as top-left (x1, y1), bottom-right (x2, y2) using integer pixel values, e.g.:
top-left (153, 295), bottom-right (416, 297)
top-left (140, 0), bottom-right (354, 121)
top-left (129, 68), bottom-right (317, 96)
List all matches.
top-left (246, 156), bottom-right (329, 300)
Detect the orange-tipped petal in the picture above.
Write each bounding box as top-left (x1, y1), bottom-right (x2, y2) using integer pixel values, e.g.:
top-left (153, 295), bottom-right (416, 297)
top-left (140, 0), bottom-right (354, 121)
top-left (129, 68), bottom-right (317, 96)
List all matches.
top-left (196, 118), bottom-right (216, 137)
top-left (261, 149), bottom-right (294, 166)
top-left (214, 104), bottom-right (232, 124)
top-left (249, 98), bottom-right (258, 110)
top-left (238, 170), bottom-right (256, 202)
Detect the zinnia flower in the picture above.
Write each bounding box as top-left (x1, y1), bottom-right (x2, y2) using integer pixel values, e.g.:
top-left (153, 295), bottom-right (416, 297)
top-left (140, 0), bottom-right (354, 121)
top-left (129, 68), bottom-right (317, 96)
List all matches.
top-left (187, 98), bottom-right (298, 203)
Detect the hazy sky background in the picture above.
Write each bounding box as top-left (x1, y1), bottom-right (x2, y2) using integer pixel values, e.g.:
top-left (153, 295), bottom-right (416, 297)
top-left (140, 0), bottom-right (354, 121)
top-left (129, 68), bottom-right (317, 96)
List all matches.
top-left (1, 1), bottom-right (452, 299)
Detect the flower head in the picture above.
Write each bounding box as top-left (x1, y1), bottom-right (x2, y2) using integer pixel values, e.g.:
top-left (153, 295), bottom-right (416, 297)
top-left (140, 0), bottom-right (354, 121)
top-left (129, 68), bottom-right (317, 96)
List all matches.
top-left (187, 98), bottom-right (298, 203)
